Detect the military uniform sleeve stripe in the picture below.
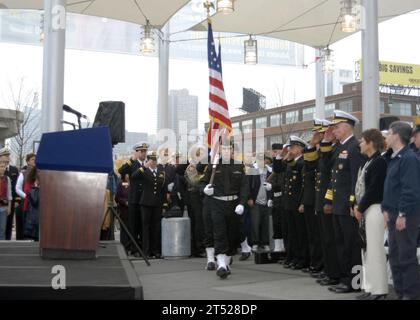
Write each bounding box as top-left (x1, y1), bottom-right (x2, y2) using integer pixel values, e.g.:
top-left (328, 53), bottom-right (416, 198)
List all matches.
top-left (325, 189), bottom-right (333, 200)
top-left (304, 150), bottom-right (319, 162)
top-left (349, 195), bottom-right (355, 202)
top-left (320, 145), bottom-right (333, 153)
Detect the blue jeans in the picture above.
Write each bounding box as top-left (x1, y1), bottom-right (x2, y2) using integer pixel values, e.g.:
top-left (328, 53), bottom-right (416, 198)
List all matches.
top-left (388, 213), bottom-right (420, 299)
top-left (0, 207), bottom-right (7, 240)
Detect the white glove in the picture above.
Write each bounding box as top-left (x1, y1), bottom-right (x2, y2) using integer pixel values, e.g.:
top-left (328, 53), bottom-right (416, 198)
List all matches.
top-left (235, 204), bottom-right (244, 215)
top-left (264, 182), bottom-right (272, 191)
top-left (167, 182), bottom-right (174, 192)
top-left (204, 184), bottom-right (214, 196)
top-left (177, 192), bottom-right (182, 200)
top-left (267, 200), bottom-right (273, 208)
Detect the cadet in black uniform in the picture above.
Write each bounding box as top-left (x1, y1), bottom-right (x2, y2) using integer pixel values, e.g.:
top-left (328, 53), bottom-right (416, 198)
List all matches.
top-left (265, 144), bottom-right (286, 254)
top-left (301, 120), bottom-right (324, 274)
top-left (118, 142), bottom-right (148, 256)
top-left (131, 151), bottom-right (169, 259)
top-left (273, 136), bottom-right (309, 270)
top-left (202, 140), bottom-right (249, 279)
top-left (324, 111), bottom-right (366, 293)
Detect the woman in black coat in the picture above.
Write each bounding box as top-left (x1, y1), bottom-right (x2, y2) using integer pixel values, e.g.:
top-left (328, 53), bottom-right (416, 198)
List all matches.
top-left (354, 129), bottom-right (388, 300)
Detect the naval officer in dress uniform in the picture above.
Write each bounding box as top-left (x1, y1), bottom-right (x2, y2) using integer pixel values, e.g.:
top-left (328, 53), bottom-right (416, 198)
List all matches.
top-left (118, 142), bottom-right (148, 256)
top-left (324, 110), bottom-right (366, 294)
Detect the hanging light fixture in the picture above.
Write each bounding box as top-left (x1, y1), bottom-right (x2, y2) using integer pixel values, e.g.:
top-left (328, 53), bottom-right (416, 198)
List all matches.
top-left (39, 13), bottom-right (45, 43)
top-left (244, 35), bottom-right (257, 65)
top-left (322, 47), bottom-right (334, 74)
top-left (340, 0), bottom-right (357, 33)
top-left (140, 20), bottom-right (155, 54)
top-left (217, 0), bottom-right (235, 14)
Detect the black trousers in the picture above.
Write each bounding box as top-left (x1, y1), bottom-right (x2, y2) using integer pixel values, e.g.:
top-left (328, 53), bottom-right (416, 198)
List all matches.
top-left (294, 210), bottom-right (310, 266)
top-left (202, 196), bottom-right (214, 248)
top-left (5, 200), bottom-right (16, 240)
top-left (318, 210), bottom-right (340, 279)
top-left (15, 202), bottom-right (25, 240)
top-left (304, 205), bottom-right (323, 270)
top-left (272, 200), bottom-right (283, 239)
top-left (118, 206), bottom-right (130, 250)
top-left (128, 204), bottom-right (142, 252)
top-left (388, 213), bottom-right (420, 299)
top-left (333, 214), bottom-right (362, 287)
top-left (209, 197), bottom-right (240, 256)
top-left (187, 191), bottom-right (205, 255)
top-left (285, 209), bottom-right (298, 263)
top-left (250, 204), bottom-right (269, 246)
top-left (141, 205), bottom-right (162, 256)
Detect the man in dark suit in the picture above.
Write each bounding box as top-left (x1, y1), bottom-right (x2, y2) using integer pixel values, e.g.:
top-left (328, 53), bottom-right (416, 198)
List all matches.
top-left (118, 142), bottom-right (148, 256)
top-left (0, 148), bottom-right (19, 240)
top-left (324, 110), bottom-right (366, 294)
top-left (131, 151), bottom-right (169, 259)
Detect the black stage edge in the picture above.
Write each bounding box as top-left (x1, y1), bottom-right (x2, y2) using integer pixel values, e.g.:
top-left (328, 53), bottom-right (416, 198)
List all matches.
top-left (0, 241), bottom-right (143, 300)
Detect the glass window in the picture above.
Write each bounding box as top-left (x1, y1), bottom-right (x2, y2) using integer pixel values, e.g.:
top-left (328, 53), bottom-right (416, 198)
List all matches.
top-left (302, 107), bottom-right (315, 121)
top-left (380, 100), bottom-right (385, 114)
top-left (285, 110), bottom-right (298, 124)
top-left (389, 102), bottom-right (412, 116)
top-left (325, 103), bottom-right (335, 117)
top-left (339, 100), bottom-right (353, 113)
top-left (270, 135), bottom-right (282, 145)
top-left (242, 119), bottom-right (253, 132)
top-left (270, 114), bottom-right (281, 127)
top-left (256, 117), bottom-right (267, 129)
top-left (300, 130), bottom-right (312, 142)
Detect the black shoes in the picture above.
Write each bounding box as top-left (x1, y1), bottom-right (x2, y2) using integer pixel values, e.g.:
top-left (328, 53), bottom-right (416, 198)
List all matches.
top-left (239, 252), bottom-right (251, 261)
top-left (206, 261), bottom-right (216, 271)
top-left (328, 283), bottom-right (359, 294)
top-left (318, 278), bottom-right (340, 286)
top-left (216, 267), bottom-right (228, 279)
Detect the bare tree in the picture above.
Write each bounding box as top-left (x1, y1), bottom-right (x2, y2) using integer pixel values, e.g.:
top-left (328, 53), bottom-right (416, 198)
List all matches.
top-left (4, 78), bottom-right (41, 168)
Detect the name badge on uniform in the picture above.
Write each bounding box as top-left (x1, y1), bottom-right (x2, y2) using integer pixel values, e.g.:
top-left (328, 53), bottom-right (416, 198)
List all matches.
top-left (339, 151), bottom-right (348, 159)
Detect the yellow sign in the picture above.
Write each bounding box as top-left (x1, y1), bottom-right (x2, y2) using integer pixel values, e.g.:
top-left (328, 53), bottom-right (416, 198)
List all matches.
top-left (355, 60), bottom-right (420, 87)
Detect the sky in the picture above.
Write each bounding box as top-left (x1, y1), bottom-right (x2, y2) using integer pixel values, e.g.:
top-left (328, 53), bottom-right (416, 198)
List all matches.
top-left (0, 9), bottom-right (420, 135)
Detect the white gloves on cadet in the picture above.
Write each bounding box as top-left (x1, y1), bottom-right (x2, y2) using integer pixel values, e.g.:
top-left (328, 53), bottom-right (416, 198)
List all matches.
top-left (267, 200), bottom-right (273, 208)
top-left (235, 204), bottom-right (244, 215)
top-left (264, 182), bottom-right (272, 191)
top-left (204, 184), bottom-right (214, 196)
top-left (167, 182), bottom-right (174, 192)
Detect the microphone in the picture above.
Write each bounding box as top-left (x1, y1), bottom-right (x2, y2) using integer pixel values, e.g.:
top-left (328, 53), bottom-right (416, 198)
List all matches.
top-left (63, 104), bottom-right (87, 119)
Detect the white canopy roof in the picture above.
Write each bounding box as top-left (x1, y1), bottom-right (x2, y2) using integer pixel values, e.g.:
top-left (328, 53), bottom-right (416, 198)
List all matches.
top-left (0, 0), bottom-right (190, 28)
top-left (191, 0), bottom-right (420, 48)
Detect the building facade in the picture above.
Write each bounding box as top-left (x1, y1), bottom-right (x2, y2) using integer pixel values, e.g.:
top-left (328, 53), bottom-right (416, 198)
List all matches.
top-left (206, 82), bottom-right (419, 152)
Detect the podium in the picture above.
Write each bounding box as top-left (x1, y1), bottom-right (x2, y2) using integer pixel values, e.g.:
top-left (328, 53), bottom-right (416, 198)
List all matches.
top-left (36, 127), bottom-right (113, 259)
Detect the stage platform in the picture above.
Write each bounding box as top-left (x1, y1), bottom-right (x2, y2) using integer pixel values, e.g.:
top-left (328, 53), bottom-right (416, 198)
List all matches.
top-left (0, 241), bottom-right (143, 300)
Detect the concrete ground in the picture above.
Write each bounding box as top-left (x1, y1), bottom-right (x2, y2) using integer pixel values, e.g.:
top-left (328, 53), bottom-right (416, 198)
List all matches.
top-left (133, 256), bottom-right (370, 300)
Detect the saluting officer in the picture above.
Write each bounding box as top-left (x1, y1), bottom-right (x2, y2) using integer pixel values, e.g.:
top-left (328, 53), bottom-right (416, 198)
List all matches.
top-left (324, 110), bottom-right (366, 294)
top-left (311, 120), bottom-right (341, 286)
top-left (118, 142), bottom-right (148, 256)
top-left (300, 119), bottom-right (324, 274)
top-left (131, 151), bottom-right (169, 259)
top-left (273, 136), bottom-right (309, 270)
top-left (201, 140), bottom-right (249, 279)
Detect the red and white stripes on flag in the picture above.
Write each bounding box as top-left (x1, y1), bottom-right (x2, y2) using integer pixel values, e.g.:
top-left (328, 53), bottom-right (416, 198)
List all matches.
top-left (207, 21), bottom-right (231, 163)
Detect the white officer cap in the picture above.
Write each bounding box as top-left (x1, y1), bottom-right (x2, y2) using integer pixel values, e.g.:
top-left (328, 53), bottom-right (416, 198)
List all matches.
top-left (289, 136), bottom-right (309, 148)
top-left (332, 110), bottom-right (359, 126)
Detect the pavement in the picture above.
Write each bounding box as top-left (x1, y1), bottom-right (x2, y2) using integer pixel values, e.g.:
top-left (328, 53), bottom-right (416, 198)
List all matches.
top-left (133, 256), bottom-right (371, 300)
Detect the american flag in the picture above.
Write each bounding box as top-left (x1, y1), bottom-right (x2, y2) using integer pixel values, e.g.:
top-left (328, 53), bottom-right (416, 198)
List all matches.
top-left (207, 21), bottom-right (232, 163)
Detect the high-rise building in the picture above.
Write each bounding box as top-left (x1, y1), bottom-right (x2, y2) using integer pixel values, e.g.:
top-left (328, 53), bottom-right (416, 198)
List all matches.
top-left (168, 89), bottom-right (198, 137)
top-left (113, 131), bottom-right (148, 158)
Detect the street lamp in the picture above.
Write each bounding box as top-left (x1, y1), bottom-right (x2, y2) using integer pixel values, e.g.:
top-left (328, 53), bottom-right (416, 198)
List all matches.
top-left (140, 20), bottom-right (155, 54)
top-left (322, 47), bottom-right (334, 74)
top-left (244, 35), bottom-right (257, 65)
top-left (217, 0), bottom-right (235, 14)
top-left (341, 0), bottom-right (357, 33)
